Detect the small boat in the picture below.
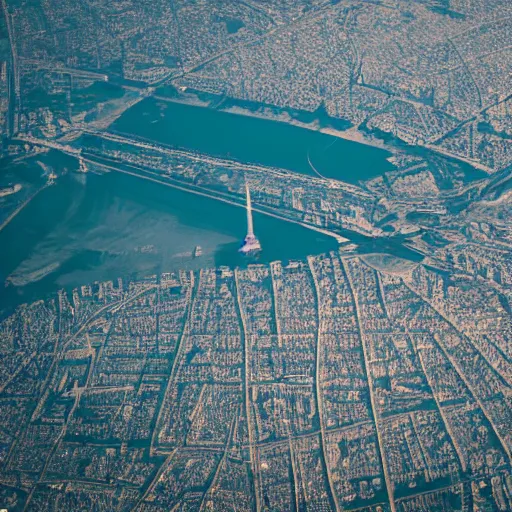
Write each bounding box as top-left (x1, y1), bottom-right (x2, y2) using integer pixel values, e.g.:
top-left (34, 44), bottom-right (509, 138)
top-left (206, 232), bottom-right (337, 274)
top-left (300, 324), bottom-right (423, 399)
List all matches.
top-left (193, 245), bottom-right (203, 257)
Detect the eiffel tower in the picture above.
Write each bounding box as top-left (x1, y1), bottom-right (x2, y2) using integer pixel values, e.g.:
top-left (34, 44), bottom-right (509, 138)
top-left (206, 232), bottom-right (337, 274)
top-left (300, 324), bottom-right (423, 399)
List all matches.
top-left (239, 183), bottom-right (261, 254)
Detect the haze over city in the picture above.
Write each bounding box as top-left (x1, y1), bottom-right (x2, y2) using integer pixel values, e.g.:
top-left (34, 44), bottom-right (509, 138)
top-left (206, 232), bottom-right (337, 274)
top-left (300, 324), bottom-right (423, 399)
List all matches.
top-left (0, 1), bottom-right (511, 511)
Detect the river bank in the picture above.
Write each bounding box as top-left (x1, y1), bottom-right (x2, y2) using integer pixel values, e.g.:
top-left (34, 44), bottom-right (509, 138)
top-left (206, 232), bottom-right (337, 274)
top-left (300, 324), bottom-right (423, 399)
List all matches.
top-left (155, 86), bottom-right (392, 152)
top-left (0, 161), bottom-right (342, 316)
top-left (153, 86), bottom-right (491, 180)
top-left (111, 95), bottom-right (396, 185)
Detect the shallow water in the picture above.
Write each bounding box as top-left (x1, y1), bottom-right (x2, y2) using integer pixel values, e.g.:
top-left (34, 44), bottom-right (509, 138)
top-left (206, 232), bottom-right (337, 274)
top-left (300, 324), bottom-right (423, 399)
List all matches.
top-left (0, 160), bottom-right (339, 314)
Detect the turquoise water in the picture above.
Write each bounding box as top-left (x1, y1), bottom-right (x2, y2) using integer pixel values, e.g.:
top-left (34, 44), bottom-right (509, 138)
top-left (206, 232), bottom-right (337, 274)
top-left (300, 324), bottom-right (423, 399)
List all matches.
top-left (0, 160), bottom-right (339, 314)
top-left (1, 100), bottom-right (430, 315)
top-left (111, 98), bottom-right (395, 184)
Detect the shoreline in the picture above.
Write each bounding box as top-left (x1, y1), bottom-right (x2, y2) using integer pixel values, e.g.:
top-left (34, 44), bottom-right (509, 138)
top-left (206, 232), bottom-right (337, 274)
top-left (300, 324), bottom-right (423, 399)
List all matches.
top-left (221, 104), bottom-right (494, 174)
top-left (152, 89), bottom-right (493, 175)
top-left (0, 183), bottom-right (48, 233)
top-left (153, 91), bottom-right (393, 153)
top-left (221, 104), bottom-right (391, 151)
top-left (424, 143), bottom-right (493, 174)
top-left (81, 155), bottom-right (348, 244)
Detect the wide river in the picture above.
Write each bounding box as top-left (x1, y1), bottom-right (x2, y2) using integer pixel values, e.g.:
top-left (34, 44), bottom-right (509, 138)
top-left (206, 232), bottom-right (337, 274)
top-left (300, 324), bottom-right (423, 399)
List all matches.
top-left (0, 159), bottom-right (340, 315)
top-left (1, 100), bottom-right (414, 315)
top-left (110, 97), bottom-right (396, 183)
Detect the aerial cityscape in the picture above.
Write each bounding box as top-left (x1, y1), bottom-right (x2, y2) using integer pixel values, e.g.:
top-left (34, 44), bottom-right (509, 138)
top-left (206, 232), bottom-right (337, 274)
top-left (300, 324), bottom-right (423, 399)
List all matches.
top-left (0, 0), bottom-right (511, 511)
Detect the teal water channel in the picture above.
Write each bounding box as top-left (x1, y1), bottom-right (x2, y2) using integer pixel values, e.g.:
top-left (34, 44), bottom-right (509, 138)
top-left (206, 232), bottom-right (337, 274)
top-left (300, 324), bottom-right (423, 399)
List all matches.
top-left (0, 158), bottom-right (338, 315)
top-left (111, 97), bottom-right (396, 184)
